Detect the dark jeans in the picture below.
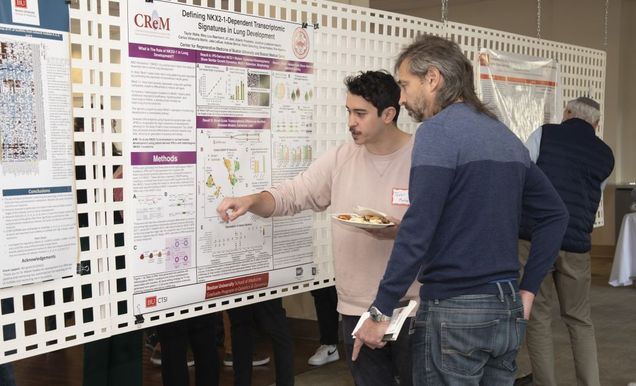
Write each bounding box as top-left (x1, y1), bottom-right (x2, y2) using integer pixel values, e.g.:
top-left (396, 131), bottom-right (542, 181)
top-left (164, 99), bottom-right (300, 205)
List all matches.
top-left (82, 331), bottom-right (142, 386)
top-left (0, 363), bottom-right (16, 386)
top-left (342, 314), bottom-right (413, 386)
top-left (311, 286), bottom-right (339, 345)
top-left (157, 313), bottom-right (219, 386)
top-left (227, 299), bottom-right (294, 386)
top-left (412, 285), bottom-right (525, 385)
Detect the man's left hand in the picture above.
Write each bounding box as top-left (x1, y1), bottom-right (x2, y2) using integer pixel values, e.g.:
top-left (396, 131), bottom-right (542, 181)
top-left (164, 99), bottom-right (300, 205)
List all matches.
top-left (352, 319), bottom-right (390, 361)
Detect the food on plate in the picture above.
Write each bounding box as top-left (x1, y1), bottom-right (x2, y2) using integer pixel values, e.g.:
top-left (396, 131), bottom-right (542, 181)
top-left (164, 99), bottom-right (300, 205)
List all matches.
top-left (363, 214), bottom-right (391, 224)
top-left (336, 213), bottom-right (391, 225)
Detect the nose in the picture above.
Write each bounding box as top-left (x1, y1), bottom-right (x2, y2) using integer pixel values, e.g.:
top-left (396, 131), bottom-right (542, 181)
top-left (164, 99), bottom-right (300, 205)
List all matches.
top-left (348, 113), bottom-right (357, 129)
top-left (399, 91), bottom-right (407, 106)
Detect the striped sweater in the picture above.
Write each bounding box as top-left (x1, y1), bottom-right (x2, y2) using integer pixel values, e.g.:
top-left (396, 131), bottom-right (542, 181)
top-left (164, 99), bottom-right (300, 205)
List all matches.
top-left (373, 103), bottom-right (568, 314)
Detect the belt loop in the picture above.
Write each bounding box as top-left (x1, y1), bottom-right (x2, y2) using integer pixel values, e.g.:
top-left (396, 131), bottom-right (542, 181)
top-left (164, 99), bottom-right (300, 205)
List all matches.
top-left (507, 281), bottom-right (516, 302)
top-left (495, 282), bottom-right (504, 302)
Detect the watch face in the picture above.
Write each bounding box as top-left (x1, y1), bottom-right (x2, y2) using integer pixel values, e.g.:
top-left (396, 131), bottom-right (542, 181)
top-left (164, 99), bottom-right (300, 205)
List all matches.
top-left (369, 306), bottom-right (382, 320)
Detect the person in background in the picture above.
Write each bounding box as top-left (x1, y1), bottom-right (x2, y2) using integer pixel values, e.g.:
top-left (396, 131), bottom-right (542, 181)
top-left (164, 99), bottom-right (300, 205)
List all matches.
top-left (517, 97), bottom-right (614, 386)
top-left (217, 70), bottom-right (419, 386)
top-left (156, 314), bottom-right (220, 386)
top-left (82, 332), bottom-right (143, 386)
top-left (352, 35), bottom-right (569, 386)
top-left (221, 311), bottom-right (270, 368)
top-left (225, 300), bottom-right (294, 386)
top-left (306, 286), bottom-right (340, 366)
top-left (0, 362), bottom-right (16, 386)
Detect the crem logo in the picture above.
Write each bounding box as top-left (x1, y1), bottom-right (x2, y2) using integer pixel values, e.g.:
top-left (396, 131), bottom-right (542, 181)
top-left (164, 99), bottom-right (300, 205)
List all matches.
top-left (134, 13), bottom-right (170, 31)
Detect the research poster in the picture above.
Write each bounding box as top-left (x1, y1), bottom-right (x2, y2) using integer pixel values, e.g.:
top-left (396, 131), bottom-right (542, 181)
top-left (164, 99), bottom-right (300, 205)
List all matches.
top-left (478, 50), bottom-right (604, 226)
top-left (125, 0), bottom-right (315, 314)
top-left (0, 0), bottom-right (76, 288)
top-left (478, 49), bottom-right (560, 142)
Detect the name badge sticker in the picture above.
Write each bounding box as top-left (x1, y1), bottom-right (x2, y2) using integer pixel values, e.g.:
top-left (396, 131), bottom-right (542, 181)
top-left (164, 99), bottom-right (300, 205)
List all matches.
top-left (392, 188), bottom-right (409, 206)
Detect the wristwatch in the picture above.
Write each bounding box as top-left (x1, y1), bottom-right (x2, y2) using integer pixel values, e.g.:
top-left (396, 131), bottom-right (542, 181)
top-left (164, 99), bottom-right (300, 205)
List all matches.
top-left (368, 305), bottom-right (391, 322)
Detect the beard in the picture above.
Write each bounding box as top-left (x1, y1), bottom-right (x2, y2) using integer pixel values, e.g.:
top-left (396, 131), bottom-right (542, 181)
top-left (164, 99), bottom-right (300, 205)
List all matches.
top-left (404, 93), bottom-right (436, 122)
top-left (404, 99), bottom-right (426, 122)
top-left (405, 105), bottom-right (424, 122)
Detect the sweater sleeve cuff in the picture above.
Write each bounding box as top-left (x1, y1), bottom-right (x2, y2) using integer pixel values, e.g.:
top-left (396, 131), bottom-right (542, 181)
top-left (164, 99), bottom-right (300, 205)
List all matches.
top-left (263, 188), bottom-right (284, 217)
top-left (372, 294), bottom-right (400, 316)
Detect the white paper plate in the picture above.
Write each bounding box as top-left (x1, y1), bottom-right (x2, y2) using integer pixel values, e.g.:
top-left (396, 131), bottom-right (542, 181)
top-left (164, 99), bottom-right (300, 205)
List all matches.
top-left (332, 213), bottom-right (394, 229)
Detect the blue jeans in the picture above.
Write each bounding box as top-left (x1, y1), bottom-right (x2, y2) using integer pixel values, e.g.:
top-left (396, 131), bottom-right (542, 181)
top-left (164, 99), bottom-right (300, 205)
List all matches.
top-left (412, 286), bottom-right (526, 385)
top-left (0, 363), bottom-right (16, 386)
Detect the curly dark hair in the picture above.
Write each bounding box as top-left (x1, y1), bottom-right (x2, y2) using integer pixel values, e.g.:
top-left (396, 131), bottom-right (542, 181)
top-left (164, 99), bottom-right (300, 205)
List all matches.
top-left (344, 70), bottom-right (401, 123)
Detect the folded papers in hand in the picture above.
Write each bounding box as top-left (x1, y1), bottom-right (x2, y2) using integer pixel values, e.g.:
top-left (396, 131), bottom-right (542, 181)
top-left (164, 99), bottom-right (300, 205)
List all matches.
top-left (352, 300), bottom-right (417, 341)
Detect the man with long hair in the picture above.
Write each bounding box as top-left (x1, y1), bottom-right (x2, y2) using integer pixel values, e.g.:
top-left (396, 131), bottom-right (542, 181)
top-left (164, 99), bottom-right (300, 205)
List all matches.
top-left (353, 35), bottom-right (569, 385)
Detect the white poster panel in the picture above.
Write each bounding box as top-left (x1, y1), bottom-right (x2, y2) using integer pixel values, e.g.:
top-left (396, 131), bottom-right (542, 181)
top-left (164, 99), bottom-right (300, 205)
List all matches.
top-left (124, 0), bottom-right (315, 314)
top-left (478, 49), bottom-right (560, 142)
top-left (0, 0), bottom-right (76, 288)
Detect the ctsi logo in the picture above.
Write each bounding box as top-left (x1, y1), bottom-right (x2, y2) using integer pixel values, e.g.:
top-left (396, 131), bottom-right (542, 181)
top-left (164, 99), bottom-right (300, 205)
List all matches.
top-left (146, 296), bottom-right (157, 307)
top-left (15, 0), bottom-right (27, 8)
top-left (134, 11), bottom-right (170, 31)
top-left (146, 295), bottom-right (168, 307)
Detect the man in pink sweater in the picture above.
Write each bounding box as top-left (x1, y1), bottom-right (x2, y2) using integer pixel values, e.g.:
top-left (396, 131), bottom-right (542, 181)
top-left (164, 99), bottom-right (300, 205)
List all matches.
top-left (217, 71), bottom-right (420, 386)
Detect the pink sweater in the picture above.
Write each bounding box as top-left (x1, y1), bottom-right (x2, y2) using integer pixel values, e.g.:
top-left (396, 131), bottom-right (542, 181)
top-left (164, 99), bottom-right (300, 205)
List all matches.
top-left (267, 138), bottom-right (420, 315)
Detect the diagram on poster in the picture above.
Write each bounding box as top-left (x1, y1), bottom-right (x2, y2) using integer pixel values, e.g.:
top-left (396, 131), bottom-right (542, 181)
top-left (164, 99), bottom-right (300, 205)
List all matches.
top-left (198, 66), bottom-right (247, 105)
top-left (0, 41), bottom-right (45, 165)
top-left (200, 129), bottom-right (270, 217)
top-left (197, 64), bottom-right (272, 115)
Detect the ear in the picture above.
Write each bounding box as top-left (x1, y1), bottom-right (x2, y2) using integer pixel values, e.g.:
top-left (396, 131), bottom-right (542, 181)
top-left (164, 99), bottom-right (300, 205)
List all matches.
top-left (426, 67), bottom-right (442, 90)
top-left (381, 106), bottom-right (397, 124)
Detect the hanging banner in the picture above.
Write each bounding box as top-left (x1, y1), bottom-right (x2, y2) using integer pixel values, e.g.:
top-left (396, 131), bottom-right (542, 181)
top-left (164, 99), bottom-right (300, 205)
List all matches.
top-left (125, 0), bottom-right (315, 314)
top-left (0, 0), bottom-right (76, 288)
top-left (478, 49), bottom-right (560, 142)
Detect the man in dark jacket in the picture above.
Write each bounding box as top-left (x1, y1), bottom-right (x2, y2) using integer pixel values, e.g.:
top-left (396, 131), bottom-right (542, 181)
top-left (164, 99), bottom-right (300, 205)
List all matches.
top-left (519, 96), bottom-right (614, 386)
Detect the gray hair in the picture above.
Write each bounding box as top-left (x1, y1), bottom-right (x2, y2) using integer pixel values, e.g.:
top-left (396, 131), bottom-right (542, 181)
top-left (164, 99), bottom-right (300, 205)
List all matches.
top-left (394, 34), bottom-right (497, 119)
top-left (566, 97), bottom-right (600, 126)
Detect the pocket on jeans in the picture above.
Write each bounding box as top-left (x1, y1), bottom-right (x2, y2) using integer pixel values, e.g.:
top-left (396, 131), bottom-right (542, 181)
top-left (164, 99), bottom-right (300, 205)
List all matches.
top-left (441, 319), bottom-right (499, 376)
top-left (515, 318), bottom-right (528, 349)
top-left (498, 318), bottom-right (527, 372)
